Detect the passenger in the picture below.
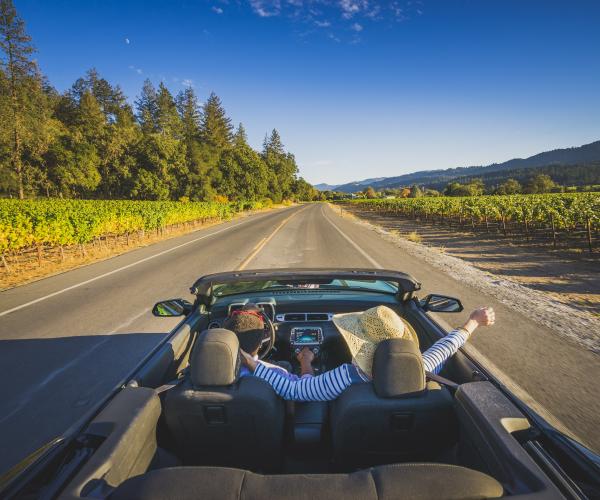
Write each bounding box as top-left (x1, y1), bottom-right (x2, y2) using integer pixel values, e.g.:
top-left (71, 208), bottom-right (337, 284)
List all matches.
top-left (239, 305), bottom-right (495, 401)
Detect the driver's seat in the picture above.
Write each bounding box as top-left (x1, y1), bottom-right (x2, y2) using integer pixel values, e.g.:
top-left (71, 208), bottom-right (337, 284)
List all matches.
top-left (163, 329), bottom-right (285, 472)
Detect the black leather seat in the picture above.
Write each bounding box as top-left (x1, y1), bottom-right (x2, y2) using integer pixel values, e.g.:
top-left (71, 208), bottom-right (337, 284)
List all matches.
top-left (163, 329), bottom-right (285, 472)
top-left (330, 339), bottom-right (457, 469)
top-left (110, 463), bottom-right (504, 500)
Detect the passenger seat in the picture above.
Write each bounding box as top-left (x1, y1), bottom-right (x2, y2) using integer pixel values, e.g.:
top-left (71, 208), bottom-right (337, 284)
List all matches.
top-left (330, 338), bottom-right (457, 469)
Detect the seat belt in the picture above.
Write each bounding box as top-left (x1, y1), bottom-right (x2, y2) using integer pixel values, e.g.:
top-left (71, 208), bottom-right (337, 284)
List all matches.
top-left (425, 371), bottom-right (460, 392)
top-left (155, 367), bottom-right (189, 394)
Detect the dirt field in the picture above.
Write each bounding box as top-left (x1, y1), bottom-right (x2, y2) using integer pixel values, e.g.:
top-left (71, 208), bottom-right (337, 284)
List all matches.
top-left (340, 205), bottom-right (600, 317)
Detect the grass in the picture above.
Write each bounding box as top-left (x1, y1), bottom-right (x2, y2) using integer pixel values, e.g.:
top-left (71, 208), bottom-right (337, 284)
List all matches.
top-left (406, 231), bottom-right (422, 243)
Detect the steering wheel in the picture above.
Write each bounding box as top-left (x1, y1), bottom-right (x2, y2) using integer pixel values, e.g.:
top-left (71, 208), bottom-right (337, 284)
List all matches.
top-left (257, 313), bottom-right (276, 360)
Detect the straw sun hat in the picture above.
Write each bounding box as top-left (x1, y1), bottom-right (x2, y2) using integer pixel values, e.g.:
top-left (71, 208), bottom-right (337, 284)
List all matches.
top-left (332, 306), bottom-right (419, 377)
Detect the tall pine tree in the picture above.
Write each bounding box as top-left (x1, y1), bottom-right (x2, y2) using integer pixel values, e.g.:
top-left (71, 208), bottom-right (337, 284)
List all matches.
top-left (200, 92), bottom-right (233, 149)
top-left (0, 0), bottom-right (42, 198)
top-left (135, 79), bottom-right (159, 134)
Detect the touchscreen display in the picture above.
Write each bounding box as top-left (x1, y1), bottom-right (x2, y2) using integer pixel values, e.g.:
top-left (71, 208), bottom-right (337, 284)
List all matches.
top-left (293, 328), bottom-right (321, 344)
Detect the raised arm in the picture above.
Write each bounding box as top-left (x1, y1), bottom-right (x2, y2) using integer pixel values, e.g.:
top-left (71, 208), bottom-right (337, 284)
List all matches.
top-left (423, 307), bottom-right (495, 374)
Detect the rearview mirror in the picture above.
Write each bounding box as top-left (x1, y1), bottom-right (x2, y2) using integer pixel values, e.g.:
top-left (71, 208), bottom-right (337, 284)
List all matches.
top-left (152, 298), bottom-right (193, 317)
top-left (421, 294), bottom-right (463, 313)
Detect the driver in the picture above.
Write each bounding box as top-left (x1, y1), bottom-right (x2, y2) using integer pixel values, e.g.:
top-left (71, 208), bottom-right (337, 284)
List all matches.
top-left (222, 304), bottom-right (310, 379)
top-left (239, 305), bottom-right (495, 401)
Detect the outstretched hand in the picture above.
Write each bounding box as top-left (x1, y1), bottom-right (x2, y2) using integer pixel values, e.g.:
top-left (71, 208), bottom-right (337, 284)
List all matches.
top-left (469, 307), bottom-right (495, 327)
top-left (462, 307), bottom-right (495, 334)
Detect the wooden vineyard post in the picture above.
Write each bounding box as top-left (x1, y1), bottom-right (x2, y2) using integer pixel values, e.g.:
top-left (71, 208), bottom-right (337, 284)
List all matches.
top-left (502, 216), bottom-right (507, 237)
top-left (37, 245), bottom-right (43, 267)
top-left (484, 215), bottom-right (489, 233)
top-left (586, 217), bottom-right (593, 253)
top-left (60, 245), bottom-right (65, 262)
top-left (550, 214), bottom-right (557, 249)
top-left (1, 254), bottom-right (11, 273)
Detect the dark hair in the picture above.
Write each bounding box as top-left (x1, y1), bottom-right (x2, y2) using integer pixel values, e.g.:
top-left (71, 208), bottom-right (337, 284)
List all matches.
top-left (223, 305), bottom-right (265, 353)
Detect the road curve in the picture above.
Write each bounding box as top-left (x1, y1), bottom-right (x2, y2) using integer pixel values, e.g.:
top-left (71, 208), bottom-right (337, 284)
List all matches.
top-left (0, 202), bottom-right (598, 475)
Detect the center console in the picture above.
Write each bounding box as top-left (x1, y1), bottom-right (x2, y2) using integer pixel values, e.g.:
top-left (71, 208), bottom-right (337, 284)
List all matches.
top-left (290, 327), bottom-right (323, 355)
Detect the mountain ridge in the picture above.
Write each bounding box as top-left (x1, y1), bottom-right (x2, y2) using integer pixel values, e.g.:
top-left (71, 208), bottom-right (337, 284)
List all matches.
top-left (317, 140), bottom-right (600, 192)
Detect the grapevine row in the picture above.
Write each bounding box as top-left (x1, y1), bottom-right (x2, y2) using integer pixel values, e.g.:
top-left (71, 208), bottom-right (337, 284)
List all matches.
top-left (0, 199), bottom-right (266, 258)
top-left (337, 193), bottom-right (600, 251)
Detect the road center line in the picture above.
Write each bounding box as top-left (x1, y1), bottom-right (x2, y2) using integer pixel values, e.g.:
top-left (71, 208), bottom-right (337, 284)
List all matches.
top-left (0, 208), bottom-right (294, 317)
top-left (321, 205), bottom-right (383, 268)
top-left (237, 206), bottom-right (308, 270)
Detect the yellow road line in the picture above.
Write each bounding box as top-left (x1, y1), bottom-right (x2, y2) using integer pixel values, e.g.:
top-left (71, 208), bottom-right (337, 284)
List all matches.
top-left (236, 206), bottom-right (308, 270)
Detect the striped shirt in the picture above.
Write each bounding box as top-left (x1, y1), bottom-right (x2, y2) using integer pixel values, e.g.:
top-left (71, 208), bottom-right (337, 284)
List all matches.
top-left (253, 328), bottom-right (470, 401)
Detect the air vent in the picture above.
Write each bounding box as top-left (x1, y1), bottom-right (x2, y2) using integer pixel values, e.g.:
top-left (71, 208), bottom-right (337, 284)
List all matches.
top-left (306, 313), bottom-right (329, 321)
top-left (275, 312), bottom-right (334, 322)
top-left (208, 321), bottom-right (221, 329)
top-left (284, 313), bottom-right (306, 321)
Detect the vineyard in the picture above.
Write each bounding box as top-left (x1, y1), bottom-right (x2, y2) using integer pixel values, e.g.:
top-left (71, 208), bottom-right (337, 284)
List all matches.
top-left (0, 199), bottom-right (268, 271)
top-left (337, 193), bottom-right (600, 251)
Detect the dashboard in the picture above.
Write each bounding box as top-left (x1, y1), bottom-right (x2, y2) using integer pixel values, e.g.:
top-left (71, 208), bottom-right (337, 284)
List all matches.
top-left (206, 291), bottom-right (403, 370)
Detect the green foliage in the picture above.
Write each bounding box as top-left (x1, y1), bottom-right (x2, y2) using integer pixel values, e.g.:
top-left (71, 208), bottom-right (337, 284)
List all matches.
top-left (341, 193), bottom-right (600, 235)
top-left (525, 174), bottom-right (556, 194)
top-left (495, 178), bottom-right (522, 195)
top-left (444, 178), bottom-right (485, 196)
top-left (0, 198), bottom-right (265, 253)
top-left (0, 2), bottom-right (316, 203)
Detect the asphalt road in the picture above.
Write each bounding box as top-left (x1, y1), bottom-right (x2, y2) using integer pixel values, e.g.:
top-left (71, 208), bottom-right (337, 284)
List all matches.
top-left (0, 202), bottom-right (598, 475)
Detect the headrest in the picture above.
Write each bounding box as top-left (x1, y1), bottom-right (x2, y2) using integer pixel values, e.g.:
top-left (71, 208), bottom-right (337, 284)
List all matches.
top-left (190, 329), bottom-right (240, 387)
top-left (372, 338), bottom-right (425, 398)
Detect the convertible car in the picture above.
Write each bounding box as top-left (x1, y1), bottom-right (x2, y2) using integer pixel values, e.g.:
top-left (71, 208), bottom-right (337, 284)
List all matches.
top-left (2, 269), bottom-right (599, 499)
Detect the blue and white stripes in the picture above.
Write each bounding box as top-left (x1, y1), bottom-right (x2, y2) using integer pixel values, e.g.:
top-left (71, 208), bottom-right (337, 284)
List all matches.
top-left (422, 328), bottom-right (470, 375)
top-left (253, 328), bottom-right (470, 401)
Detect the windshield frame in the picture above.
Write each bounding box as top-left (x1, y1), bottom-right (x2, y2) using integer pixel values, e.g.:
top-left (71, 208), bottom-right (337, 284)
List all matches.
top-left (190, 268), bottom-right (421, 304)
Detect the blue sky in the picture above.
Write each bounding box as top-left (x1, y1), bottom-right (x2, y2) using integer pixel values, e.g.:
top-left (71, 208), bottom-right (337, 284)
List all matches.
top-left (16, 0), bottom-right (600, 184)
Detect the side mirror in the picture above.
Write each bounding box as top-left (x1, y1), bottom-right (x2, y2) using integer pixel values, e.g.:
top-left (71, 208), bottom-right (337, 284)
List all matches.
top-left (421, 294), bottom-right (463, 313)
top-left (152, 298), bottom-right (193, 317)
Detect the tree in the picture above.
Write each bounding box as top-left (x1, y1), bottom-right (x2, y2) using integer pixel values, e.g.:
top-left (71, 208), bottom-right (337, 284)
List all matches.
top-left (444, 178), bottom-right (485, 196)
top-left (234, 123), bottom-right (248, 147)
top-left (156, 83), bottom-right (182, 137)
top-left (0, 0), bottom-right (42, 198)
top-left (218, 139), bottom-right (269, 201)
top-left (364, 186), bottom-right (377, 199)
top-left (526, 174), bottom-right (556, 194)
top-left (135, 79), bottom-right (159, 133)
top-left (262, 129), bottom-right (298, 202)
top-left (496, 178), bottom-right (521, 195)
top-left (409, 185), bottom-right (423, 198)
top-left (200, 92), bottom-right (233, 149)
top-left (69, 68), bottom-right (126, 122)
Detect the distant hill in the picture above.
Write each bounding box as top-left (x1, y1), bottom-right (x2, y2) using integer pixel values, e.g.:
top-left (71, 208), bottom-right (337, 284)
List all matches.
top-left (314, 183), bottom-right (339, 191)
top-left (326, 140), bottom-right (600, 192)
top-left (314, 177), bottom-right (386, 191)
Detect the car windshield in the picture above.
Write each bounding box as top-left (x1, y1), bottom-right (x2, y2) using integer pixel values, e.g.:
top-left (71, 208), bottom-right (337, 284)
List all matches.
top-left (211, 279), bottom-right (398, 297)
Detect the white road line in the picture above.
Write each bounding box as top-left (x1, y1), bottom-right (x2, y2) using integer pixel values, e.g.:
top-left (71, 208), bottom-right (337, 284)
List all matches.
top-left (321, 205), bottom-right (383, 268)
top-left (0, 209), bottom-right (291, 317)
